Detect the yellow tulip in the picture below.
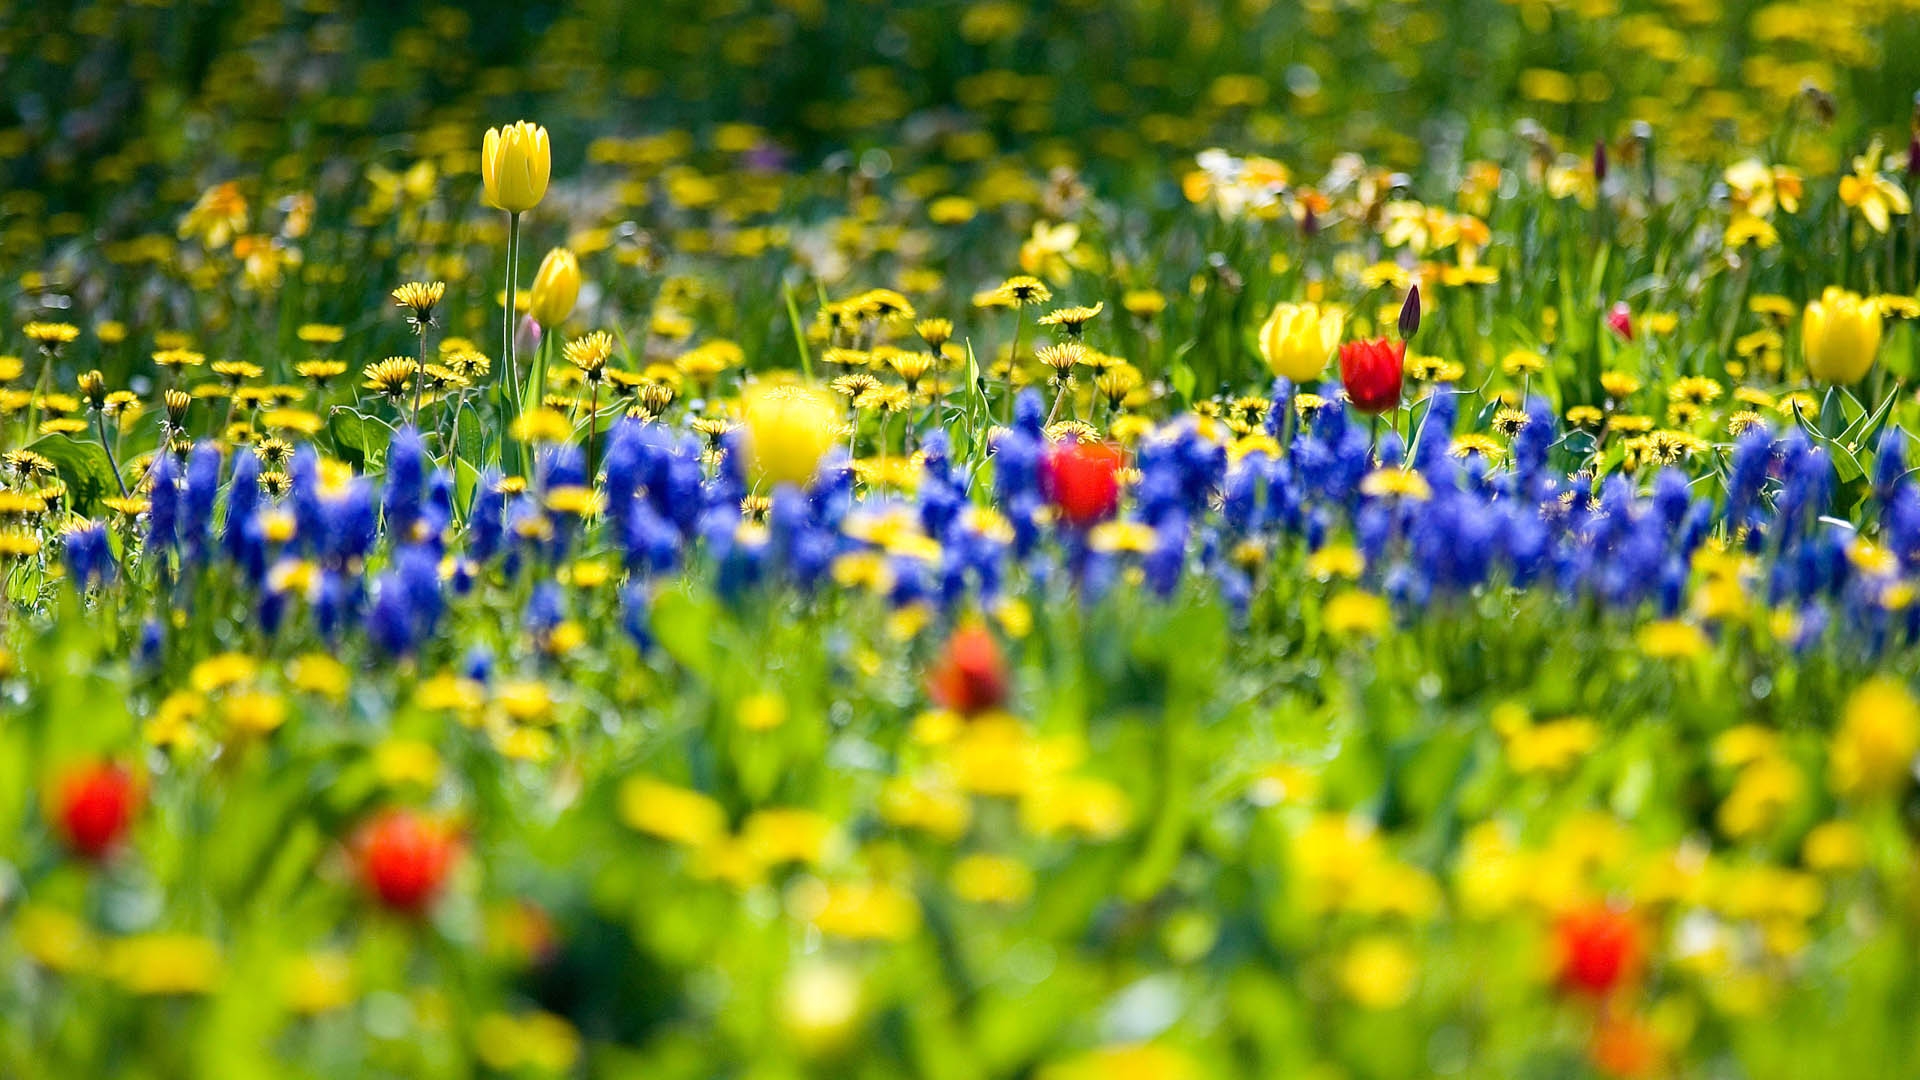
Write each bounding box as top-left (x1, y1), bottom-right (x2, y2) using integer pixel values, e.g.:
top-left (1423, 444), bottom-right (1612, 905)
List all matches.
top-left (1258, 301), bottom-right (1345, 382)
top-left (741, 383), bottom-right (839, 489)
top-left (1802, 286), bottom-right (1881, 385)
top-left (481, 121), bottom-right (551, 214)
top-left (528, 248), bottom-right (580, 327)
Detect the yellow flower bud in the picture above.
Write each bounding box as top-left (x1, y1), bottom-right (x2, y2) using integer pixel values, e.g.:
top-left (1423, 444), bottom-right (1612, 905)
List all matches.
top-left (528, 248), bottom-right (580, 327)
top-left (741, 382), bottom-right (838, 489)
top-left (1257, 301), bottom-right (1345, 382)
top-left (1802, 286), bottom-right (1881, 385)
top-left (481, 121), bottom-right (551, 214)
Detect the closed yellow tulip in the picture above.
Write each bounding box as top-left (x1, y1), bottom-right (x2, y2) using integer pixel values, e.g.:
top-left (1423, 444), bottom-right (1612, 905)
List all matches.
top-left (742, 383), bottom-right (839, 488)
top-left (482, 121), bottom-right (551, 214)
top-left (1802, 286), bottom-right (1882, 385)
top-left (528, 248), bottom-right (580, 327)
top-left (1258, 301), bottom-right (1346, 382)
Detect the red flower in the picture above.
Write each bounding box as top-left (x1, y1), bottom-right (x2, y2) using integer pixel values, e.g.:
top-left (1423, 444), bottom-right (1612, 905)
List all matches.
top-left (1606, 302), bottom-right (1634, 341)
top-left (357, 809), bottom-right (460, 914)
top-left (1589, 1012), bottom-right (1662, 1078)
top-left (927, 623), bottom-right (1009, 716)
top-left (1043, 439), bottom-right (1123, 527)
top-left (1337, 338), bottom-right (1405, 415)
top-left (53, 761), bottom-right (139, 861)
top-left (1554, 903), bottom-right (1643, 997)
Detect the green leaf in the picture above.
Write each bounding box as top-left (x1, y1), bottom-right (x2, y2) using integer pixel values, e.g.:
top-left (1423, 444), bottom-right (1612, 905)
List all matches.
top-left (1170, 359), bottom-right (1197, 403)
top-left (455, 402), bottom-right (483, 471)
top-left (24, 434), bottom-right (116, 514)
top-left (327, 406), bottom-right (389, 469)
top-left (649, 587), bottom-right (718, 682)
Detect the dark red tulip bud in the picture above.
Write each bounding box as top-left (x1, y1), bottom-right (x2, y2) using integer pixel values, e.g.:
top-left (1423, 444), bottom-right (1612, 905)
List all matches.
top-left (1043, 439), bottom-right (1124, 528)
top-left (1554, 903), bottom-right (1643, 997)
top-left (53, 761), bottom-right (139, 861)
top-left (357, 809), bottom-right (460, 914)
top-left (1301, 203), bottom-right (1319, 239)
top-left (1398, 285), bottom-right (1421, 340)
top-left (1338, 338), bottom-right (1406, 415)
top-left (1593, 139), bottom-right (1609, 184)
top-left (1907, 135), bottom-right (1920, 178)
top-left (927, 623), bottom-right (1009, 716)
top-left (1606, 302), bottom-right (1633, 342)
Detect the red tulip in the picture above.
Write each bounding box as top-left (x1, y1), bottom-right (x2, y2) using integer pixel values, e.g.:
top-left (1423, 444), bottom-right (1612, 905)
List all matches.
top-left (927, 623), bottom-right (1009, 716)
top-left (357, 809), bottom-right (460, 914)
top-left (1554, 903), bottom-right (1643, 997)
top-left (1606, 302), bottom-right (1634, 341)
top-left (1337, 338), bottom-right (1405, 415)
top-left (1043, 439), bottom-right (1123, 527)
top-left (53, 760), bottom-right (139, 861)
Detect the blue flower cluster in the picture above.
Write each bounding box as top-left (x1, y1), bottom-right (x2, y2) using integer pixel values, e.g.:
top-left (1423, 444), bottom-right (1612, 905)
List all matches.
top-left (102, 380), bottom-right (1916, 662)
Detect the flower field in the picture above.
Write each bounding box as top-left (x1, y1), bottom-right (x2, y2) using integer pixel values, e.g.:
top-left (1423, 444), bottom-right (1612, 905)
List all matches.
top-left (7, 0), bottom-right (1920, 1075)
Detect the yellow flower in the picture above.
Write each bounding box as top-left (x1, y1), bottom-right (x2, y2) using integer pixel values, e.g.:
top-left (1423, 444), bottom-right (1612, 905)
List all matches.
top-left (1257, 301), bottom-right (1345, 382)
top-left (107, 933), bottom-right (222, 995)
top-left (223, 691), bottom-right (287, 735)
top-left (949, 853), bottom-right (1035, 905)
top-left (283, 951), bottom-right (356, 1014)
top-left (1638, 619), bottom-right (1708, 659)
top-left (1323, 590), bottom-right (1390, 636)
top-left (475, 1011), bottom-right (581, 1073)
top-left (1802, 287), bottom-right (1882, 385)
top-left (1041, 1044), bottom-right (1201, 1080)
top-left (288, 652), bottom-right (349, 700)
top-left (1838, 139), bottom-right (1911, 234)
top-left (16, 905), bottom-right (97, 972)
top-left (618, 777), bottom-right (727, 847)
top-left (1337, 935), bottom-right (1419, 1009)
top-left (1831, 678), bottom-right (1919, 798)
top-left (792, 879), bottom-right (921, 942)
top-left (740, 382), bottom-right (838, 489)
top-left (375, 739), bottom-right (442, 788)
top-left (482, 121), bottom-right (551, 214)
top-left (1801, 821), bottom-right (1867, 873)
top-left (529, 247), bottom-right (581, 327)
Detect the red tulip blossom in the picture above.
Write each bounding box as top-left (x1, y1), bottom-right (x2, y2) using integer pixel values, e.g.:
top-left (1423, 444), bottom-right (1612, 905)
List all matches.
top-left (1043, 439), bottom-right (1124, 527)
top-left (356, 809), bottom-right (460, 914)
top-left (1606, 302), bottom-right (1634, 341)
top-left (53, 760), bottom-right (139, 861)
top-left (1337, 338), bottom-right (1405, 415)
top-left (927, 623), bottom-right (1010, 716)
top-left (1554, 903), bottom-right (1643, 997)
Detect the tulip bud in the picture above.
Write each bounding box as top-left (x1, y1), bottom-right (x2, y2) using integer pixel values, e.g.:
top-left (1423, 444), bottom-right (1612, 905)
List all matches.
top-left (1337, 338), bottom-right (1406, 415)
top-left (52, 760), bottom-right (139, 860)
top-left (1803, 286), bottom-right (1883, 385)
top-left (1593, 139), bottom-right (1608, 184)
top-left (356, 809), bottom-right (459, 914)
top-left (741, 383), bottom-right (838, 489)
top-left (516, 314), bottom-right (543, 358)
top-left (1908, 134), bottom-right (1920, 178)
top-left (1606, 302), bottom-right (1633, 342)
top-left (1301, 203), bottom-right (1319, 239)
top-left (481, 121), bottom-right (551, 214)
top-left (529, 248), bottom-right (581, 327)
top-left (1042, 439), bottom-right (1124, 527)
top-left (927, 623), bottom-right (1009, 716)
top-left (1397, 285), bottom-right (1421, 340)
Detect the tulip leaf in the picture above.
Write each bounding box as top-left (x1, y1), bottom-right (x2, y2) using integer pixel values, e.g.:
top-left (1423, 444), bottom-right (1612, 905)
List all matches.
top-left (24, 434), bottom-right (116, 515)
